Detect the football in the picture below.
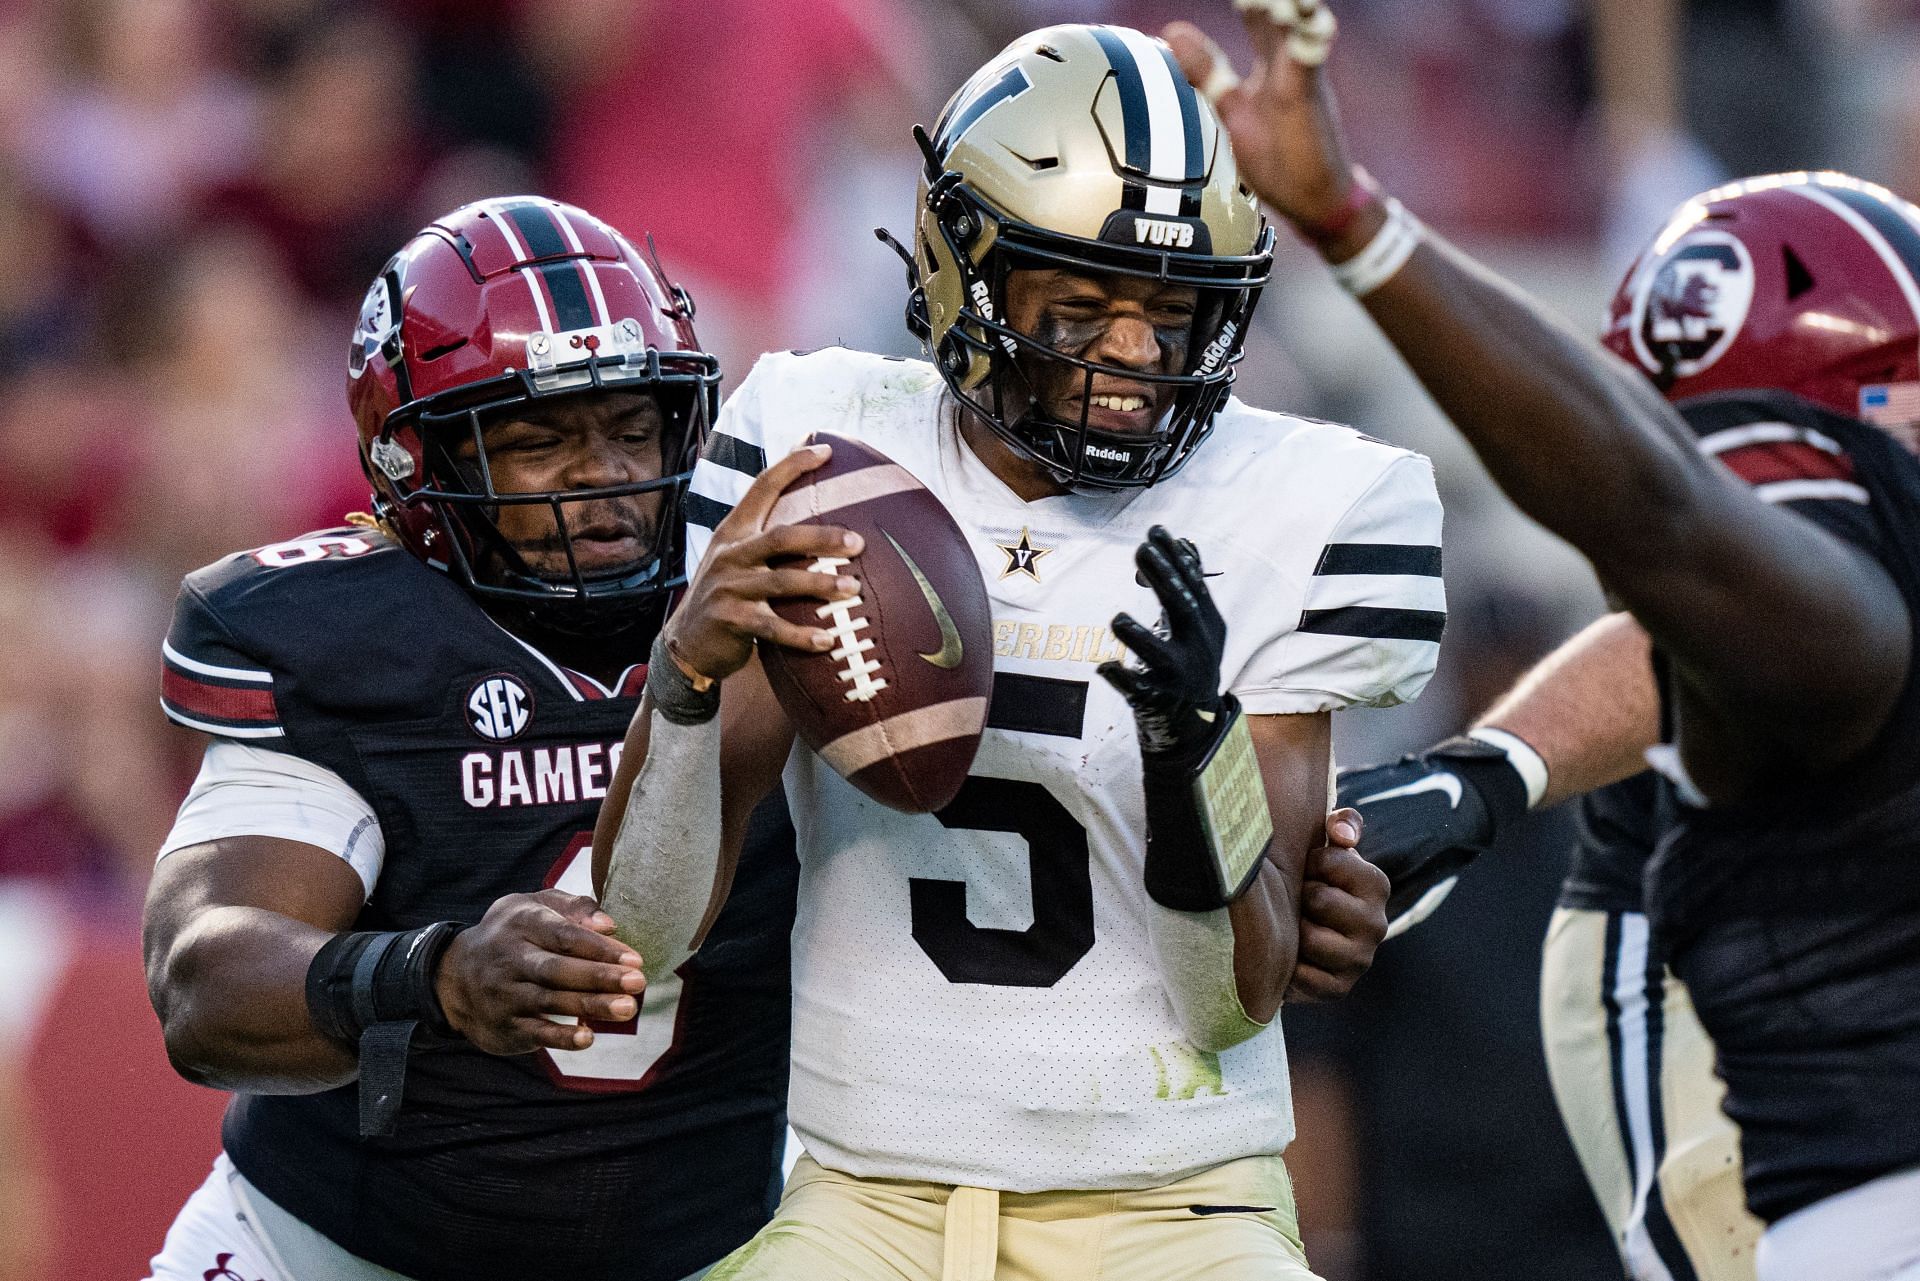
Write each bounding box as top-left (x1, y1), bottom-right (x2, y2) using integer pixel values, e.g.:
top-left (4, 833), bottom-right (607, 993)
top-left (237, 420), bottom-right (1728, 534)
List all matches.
top-left (758, 432), bottom-right (993, 813)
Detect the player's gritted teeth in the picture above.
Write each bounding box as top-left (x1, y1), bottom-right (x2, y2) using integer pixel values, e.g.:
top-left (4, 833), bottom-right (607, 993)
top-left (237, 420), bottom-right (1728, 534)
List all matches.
top-left (1003, 267), bottom-right (1195, 437)
top-left (1071, 384), bottom-right (1161, 435)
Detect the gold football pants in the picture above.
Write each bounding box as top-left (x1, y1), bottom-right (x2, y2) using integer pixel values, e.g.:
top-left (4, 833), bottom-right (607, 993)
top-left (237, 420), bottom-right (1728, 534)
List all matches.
top-left (1541, 906), bottom-right (1762, 1281)
top-left (706, 1151), bottom-right (1320, 1281)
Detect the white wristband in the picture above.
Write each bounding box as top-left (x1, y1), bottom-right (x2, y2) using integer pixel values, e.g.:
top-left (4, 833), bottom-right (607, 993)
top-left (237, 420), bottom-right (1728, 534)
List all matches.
top-left (1467, 726), bottom-right (1550, 809)
top-left (1328, 196), bottom-right (1423, 298)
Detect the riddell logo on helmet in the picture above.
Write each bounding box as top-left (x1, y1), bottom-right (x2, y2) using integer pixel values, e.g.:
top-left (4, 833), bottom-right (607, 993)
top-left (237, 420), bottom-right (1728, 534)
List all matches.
top-left (1085, 444), bottom-right (1131, 464)
top-left (970, 278), bottom-right (1018, 356)
top-left (969, 278), bottom-right (995, 319)
top-left (1197, 320), bottom-right (1240, 375)
top-left (1133, 218), bottom-right (1196, 249)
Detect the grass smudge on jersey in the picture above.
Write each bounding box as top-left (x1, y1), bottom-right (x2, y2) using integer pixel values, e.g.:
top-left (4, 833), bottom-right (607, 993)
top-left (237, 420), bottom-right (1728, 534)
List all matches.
top-left (1150, 1044), bottom-right (1225, 1101)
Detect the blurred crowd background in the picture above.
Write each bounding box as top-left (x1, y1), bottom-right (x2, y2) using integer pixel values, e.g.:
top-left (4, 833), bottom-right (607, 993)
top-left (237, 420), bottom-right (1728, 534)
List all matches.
top-left (3, 0), bottom-right (1918, 1276)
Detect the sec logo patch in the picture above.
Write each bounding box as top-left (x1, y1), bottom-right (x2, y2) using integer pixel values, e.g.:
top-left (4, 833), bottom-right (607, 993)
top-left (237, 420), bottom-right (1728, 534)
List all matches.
top-left (1628, 229), bottom-right (1755, 379)
top-left (467, 674), bottom-right (533, 741)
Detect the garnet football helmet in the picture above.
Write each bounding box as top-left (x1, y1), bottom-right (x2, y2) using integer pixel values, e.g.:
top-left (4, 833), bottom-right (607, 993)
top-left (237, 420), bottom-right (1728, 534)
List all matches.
top-left (890, 24), bottom-right (1274, 490)
top-left (347, 197), bottom-right (719, 622)
top-left (1603, 172), bottom-right (1920, 428)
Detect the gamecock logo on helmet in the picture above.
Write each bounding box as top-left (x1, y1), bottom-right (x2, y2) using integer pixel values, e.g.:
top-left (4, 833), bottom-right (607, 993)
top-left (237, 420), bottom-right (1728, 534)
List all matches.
top-left (1629, 231), bottom-right (1755, 378)
top-left (349, 273), bottom-right (401, 380)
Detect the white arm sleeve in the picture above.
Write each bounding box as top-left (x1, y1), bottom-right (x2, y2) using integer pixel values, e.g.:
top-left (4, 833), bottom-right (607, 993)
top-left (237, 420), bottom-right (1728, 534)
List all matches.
top-left (599, 706), bottom-right (725, 977)
top-left (1148, 903), bottom-right (1267, 1052)
top-left (158, 740), bottom-right (385, 898)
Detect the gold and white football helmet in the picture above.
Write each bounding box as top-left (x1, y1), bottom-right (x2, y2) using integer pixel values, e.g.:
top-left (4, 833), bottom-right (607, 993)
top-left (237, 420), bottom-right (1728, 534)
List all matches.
top-left (886, 23), bottom-right (1275, 489)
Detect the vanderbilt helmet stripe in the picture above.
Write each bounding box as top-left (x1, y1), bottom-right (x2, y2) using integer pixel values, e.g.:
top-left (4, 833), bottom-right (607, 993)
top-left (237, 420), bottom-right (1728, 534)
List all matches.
top-left (1156, 40), bottom-right (1207, 216)
top-left (1100, 26), bottom-right (1199, 216)
top-left (1089, 26), bottom-right (1154, 212)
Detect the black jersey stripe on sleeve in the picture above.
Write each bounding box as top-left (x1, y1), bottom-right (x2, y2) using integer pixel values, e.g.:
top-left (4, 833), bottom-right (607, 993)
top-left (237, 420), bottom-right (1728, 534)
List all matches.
top-left (684, 491), bottom-right (733, 532)
top-left (1314, 543), bottom-right (1443, 577)
top-left (1298, 606), bottom-right (1446, 643)
top-left (704, 431), bottom-right (767, 479)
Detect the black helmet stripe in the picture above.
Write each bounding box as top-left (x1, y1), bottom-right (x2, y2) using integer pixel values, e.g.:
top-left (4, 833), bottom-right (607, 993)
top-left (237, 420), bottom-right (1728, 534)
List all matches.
top-left (533, 261), bottom-right (597, 332)
top-left (1155, 42), bottom-right (1205, 182)
top-left (1090, 26), bottom-right (1153, 175)
top-left (500, 199), bottom-right (569, 258)
top-left (500, 199), bottom-right (598, 332)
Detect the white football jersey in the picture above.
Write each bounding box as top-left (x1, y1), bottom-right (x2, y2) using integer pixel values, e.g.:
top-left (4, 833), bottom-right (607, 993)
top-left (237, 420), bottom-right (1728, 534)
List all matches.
top-left (687, 348), bottom-right (1443, 1192)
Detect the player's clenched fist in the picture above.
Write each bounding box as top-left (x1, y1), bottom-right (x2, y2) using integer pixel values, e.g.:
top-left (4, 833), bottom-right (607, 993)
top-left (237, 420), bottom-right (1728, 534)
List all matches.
top-left (1289, 808), bottom-right (1391, 1003)
top-left (433, 889), bottom-right (647, 1056)
top-left (664, 443), bottom-right (865, 682)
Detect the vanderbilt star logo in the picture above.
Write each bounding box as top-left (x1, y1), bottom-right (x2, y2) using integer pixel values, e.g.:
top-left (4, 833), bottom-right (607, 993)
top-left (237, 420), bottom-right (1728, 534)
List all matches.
top-left (882, 530), bottom-right (964, 669)
top-left (997, 527), bottom-right (1053, 581)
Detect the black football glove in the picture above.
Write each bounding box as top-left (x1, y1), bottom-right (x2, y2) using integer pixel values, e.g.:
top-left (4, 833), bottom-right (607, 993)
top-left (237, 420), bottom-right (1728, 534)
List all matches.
top-left (1336, 737), bottom-right (1531, 937)
top-left (1099, 526), bottom-right (1226, 762)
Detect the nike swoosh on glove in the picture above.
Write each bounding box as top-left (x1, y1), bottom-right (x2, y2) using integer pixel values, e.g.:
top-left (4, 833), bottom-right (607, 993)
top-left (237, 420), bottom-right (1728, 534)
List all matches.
top-left (1336, 736), bottom-right (1529, 937)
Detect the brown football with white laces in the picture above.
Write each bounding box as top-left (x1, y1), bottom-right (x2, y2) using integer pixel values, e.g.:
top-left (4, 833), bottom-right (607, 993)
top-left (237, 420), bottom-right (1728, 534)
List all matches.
top-left (758, 432), bottom-right (992, 813)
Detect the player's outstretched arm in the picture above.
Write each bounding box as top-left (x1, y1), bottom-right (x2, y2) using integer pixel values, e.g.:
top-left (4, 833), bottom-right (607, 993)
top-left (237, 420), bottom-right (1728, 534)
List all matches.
top-left (593, 445), bottom-right (856, 970)
top-left (1166, 5), bottom-right (1909, 792)
top-left (1339, 611), bottom-right (1656, 933)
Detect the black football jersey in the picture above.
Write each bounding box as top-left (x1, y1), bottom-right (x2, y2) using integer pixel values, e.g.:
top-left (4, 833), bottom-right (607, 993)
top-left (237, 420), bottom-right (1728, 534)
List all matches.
top-left (1558, 392), bottom-right (1885, 919)
top-left (1559, 772), bottom-right (1674, 914)
top-left (1642, 392), bottom-right (1920, 1223)
top-left (161, 527), bottom-right (798, 1281)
